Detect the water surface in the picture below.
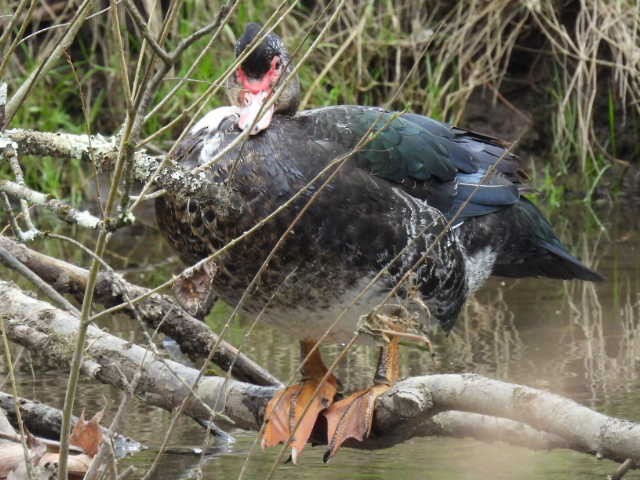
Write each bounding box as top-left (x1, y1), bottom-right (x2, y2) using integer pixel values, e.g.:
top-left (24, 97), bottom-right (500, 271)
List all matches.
top-left (2, 199), bottom-right (639, 479)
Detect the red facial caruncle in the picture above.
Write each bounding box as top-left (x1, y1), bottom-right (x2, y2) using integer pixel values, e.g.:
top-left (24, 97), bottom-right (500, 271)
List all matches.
top-left (236, 56), bottom-right (282, 94)
top-left (236, 56), bottom-right (282, 135)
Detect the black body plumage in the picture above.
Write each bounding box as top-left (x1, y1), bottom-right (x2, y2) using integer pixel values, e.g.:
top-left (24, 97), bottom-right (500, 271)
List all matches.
top-left (157, 105), bottom-right (602, 340)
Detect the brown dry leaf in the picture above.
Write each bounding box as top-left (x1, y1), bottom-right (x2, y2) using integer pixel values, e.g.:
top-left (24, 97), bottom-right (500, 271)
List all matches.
top-left (69, 410), bottom-right (104, 457)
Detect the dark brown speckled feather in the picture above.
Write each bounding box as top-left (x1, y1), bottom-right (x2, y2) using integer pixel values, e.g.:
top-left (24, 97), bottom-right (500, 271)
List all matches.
top-left (157, 112), bottom-right (468, 339)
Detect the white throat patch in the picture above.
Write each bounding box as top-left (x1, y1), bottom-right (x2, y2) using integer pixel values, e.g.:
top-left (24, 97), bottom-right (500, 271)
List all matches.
top-left (190, 106), bottom-right (240, 134)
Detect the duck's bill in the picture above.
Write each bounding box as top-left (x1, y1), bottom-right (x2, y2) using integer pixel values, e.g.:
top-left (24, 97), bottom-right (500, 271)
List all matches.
top-left (238, 90), bottom-right (275, 135)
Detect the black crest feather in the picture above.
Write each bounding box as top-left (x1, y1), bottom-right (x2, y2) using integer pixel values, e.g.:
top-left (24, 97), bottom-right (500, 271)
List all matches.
top-left (235, 23), bottom-right (286, 78)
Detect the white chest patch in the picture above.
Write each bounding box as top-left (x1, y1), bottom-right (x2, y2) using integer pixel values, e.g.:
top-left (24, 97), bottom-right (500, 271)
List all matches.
top-left (463, 246), bottom-right (497, 293)
top-left (190, 106), bottom-right (239, 134)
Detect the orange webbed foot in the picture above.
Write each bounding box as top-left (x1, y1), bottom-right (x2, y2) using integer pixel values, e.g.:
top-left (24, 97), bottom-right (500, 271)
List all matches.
top-left (262, 375), bottom-right (338, 463)
top-left (322, 383), bottom-right (390, 462)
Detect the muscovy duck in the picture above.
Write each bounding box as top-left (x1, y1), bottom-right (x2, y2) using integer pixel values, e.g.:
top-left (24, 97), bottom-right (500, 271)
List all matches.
top-left (156, 23), bottom-right (603, 462)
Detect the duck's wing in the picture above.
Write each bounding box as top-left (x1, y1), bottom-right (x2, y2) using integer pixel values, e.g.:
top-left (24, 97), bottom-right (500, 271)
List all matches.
top-left (312, 107), bottom-right (524, 221)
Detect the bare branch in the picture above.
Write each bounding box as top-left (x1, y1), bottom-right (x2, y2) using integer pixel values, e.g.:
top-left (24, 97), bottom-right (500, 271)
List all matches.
top-left (0, 244), bottom-right (80, 315)
top-left (1, 280), bottom-right (271, 430)
top-left (427, 411), bottom-right (569, 450)
top-left (4, 0), bottom-right (93, 125)
top-left (3, 129), bottom-right (165, 187)
top-left (142, 0), bottom-right (238, 123)
top-left (3, 129), bottom-right (118, 162)
top-left (1, 136), bottom-right (37, 235)
top-left (0, 235), bottom-right (281, 388)
top-left (374, 375), bottom-right (640, 463)
top-left (0, 82), bottom-right (6, 129)
top-left (2, 279), bottom-right (639, 469)
top-left (0, 0), bottom-right (31, 52)
top-left (169, 2), bottom-right (234, 61)
top-left (123, 0), bottom-right (172, 64)
top-left (0, 0), bottom-right (37, 78)
top-left (0, 179), bottom-right (101, 229)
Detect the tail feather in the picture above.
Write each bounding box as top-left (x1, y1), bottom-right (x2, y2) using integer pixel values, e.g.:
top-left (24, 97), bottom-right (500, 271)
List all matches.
top-left (538, 240), bottom-right (605, 282)
top-left (488, 198), bottom-right (605, 282)
top-left (492, 245), bottom-right (604, 281)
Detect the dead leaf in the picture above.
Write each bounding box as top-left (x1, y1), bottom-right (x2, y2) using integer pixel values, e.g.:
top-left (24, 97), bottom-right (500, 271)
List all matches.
top-left (69, 410), bottom-right (104, 457)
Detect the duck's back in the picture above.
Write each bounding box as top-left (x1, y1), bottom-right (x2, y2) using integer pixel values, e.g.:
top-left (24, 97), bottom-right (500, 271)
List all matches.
top-left (157, 105), bottom-right (602, 338)
top-left (156, 109), bottom-right (469, 335)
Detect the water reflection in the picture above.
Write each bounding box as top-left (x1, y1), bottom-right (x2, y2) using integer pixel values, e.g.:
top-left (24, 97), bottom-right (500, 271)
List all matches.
top-left (1, 202), bottom-right (639, 479)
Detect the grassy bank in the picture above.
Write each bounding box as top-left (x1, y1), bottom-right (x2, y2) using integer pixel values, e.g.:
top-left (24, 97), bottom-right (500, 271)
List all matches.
top-left (2, 0), bottom-right (639, 202)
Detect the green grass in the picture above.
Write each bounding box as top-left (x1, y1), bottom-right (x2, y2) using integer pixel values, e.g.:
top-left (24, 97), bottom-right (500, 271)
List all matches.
top-left (2, 0), bottom-right (639, 205)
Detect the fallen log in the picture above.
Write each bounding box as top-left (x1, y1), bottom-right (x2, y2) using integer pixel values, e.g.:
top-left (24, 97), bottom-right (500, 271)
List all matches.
top-left (0, 392), bottom-right (141, 457)
top-left (0, 235), bottom-right (281, 388)
top-left (1, 280), bottom-right (639, 468)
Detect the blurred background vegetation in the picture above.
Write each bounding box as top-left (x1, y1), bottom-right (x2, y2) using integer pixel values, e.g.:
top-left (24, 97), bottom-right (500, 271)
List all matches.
top-left (2, 0), bottom-right (639, 205)
top-left (2, 4), bottom-right (640, 477)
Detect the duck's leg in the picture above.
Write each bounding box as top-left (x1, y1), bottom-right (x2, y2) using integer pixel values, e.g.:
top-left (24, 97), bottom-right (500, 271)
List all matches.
top-left (322, 336), bottom-right (401, 462)
top-left (262, 339), bottom-right (338, 463)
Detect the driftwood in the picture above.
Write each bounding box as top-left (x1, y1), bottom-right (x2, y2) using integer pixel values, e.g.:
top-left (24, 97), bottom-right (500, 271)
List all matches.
top-left (0, 393), bottom-right (141, 457)
top-left (0, 235), bottom-right (281, 388)
top-left (2, 280), bottom-right (639, 467)
top-left (0, 127), bottom-right (638, 471)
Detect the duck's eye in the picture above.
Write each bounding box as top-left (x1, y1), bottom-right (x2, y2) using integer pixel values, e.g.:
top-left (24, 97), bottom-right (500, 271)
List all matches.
top-left (242, 92), bottom-right (251, 106)
top-left (272, 56), bottom-right (281, 71)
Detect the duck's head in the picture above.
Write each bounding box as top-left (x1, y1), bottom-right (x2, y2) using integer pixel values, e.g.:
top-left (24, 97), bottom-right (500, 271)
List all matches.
top-left (227, 23), bottom-right (300, 135)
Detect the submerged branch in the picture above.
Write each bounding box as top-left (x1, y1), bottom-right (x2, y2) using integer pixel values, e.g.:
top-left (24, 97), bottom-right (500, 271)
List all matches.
top-left (0, 235), bottom-right (281, 388)
top-left (1, 279), bottom-right (639, 467)
top-left (0, 392), bottom-right (141, 455)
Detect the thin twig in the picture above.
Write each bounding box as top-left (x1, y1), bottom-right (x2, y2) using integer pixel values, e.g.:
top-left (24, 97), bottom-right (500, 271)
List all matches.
top-left (0, 0), bottom-right (31, 51)
top-left (0, 243), bottom-right (80, 315)
top-left (142, 0), bottom-right (240, 122)
top-left (4, 0), bottom-right (92, 126)
top-left (0, 317), bottom-right (36, 480)
top-left (2, 141), bottom-right (37, 233)
top-left (0, 179), bottom-right (101, 229)
top-left (299, 3), bottom-right (372, 110)
top-left (0, 82), bottom-right (6, 129)
top-left (0, 0), bottom-right (38, 78)
top-left (1, 193), bottom-right (27, 239)
top-left (123, 0), bottom-right (171, 64)
top-left (609, 458), bottom-right (635, 480)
